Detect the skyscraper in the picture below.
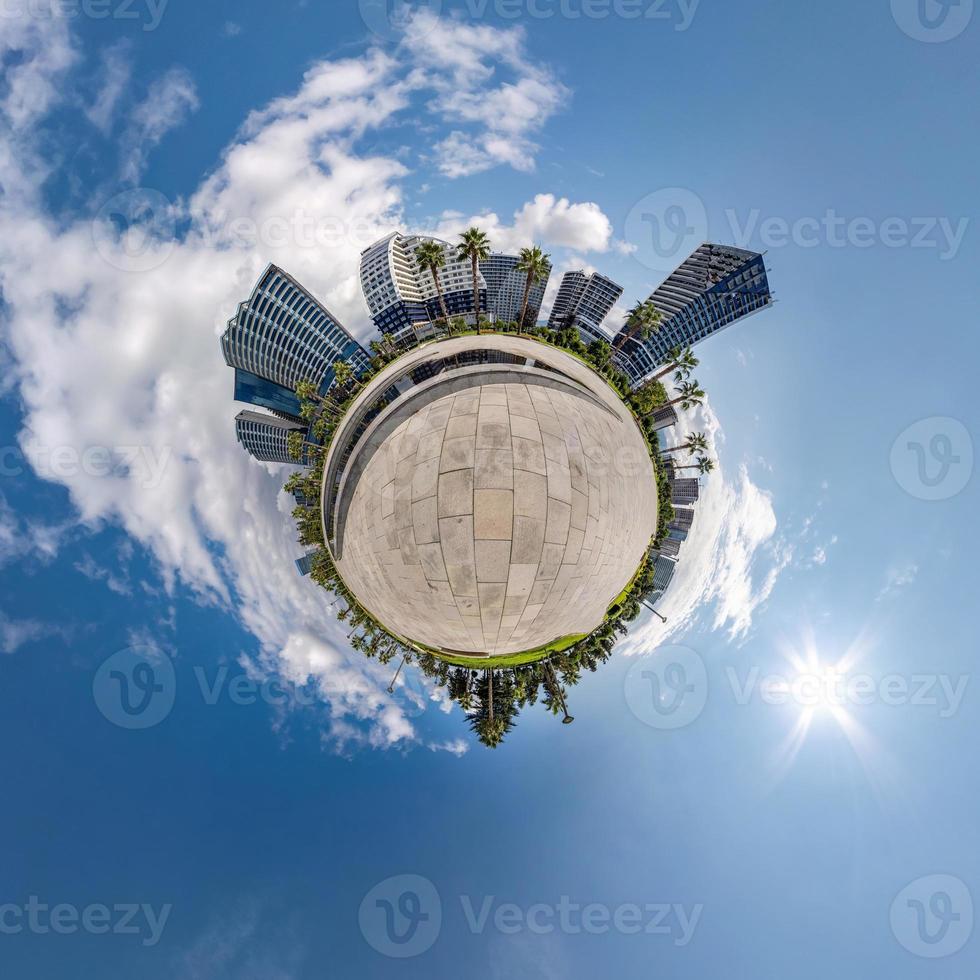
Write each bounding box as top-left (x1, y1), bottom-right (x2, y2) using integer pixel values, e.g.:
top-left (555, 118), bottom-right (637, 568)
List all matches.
top-left (670, 478), bottom-right (701, 506)
top-left (651, 554), bottom-right (677, 594)
top-left (547, 270), bottom-right (623, 345)
top-left (481, 252), bottom-right (551, 325)
top-left (234, 410), bottom-right (305, 465)
top-left (360, 232), bottom-right (487, 343)
top-left (222, 264), bottom-right (371, 419)
top-left (614, 243), bottom-right (772, 384)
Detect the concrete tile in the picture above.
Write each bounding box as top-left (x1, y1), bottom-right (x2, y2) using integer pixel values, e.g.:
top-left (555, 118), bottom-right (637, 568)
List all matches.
top-left (514, 469), bottom-right (548, 520)
top-left (440, 436), bottom-right (476, 473)
top-left (541, 430), bottom-right (568, 463)
top-left (451, 392), bottom-right (480, 416)
top-left (396, 527), bottom-right (420, 565)
top-left (416, 428), bottom-right (444, 462)
top-left (537, 542), bottom-right (564, 580)
top-left (511, 516), bottom-right (545, 564)
top-left (545, 499), bottom-right (571, 545)
top-left (412, 495), bottom-right (439, 544)
top-left (380, 480), bottom-right (395, 519)
top-left (439, 515), bottom-right (475, 565)
top-left (503, 595), bottom-right (527, 617)
top-left (447, 561), bottom-right (478, 598)
top-left (412, 456), bottom-right (440, 500)
top-left (480, 386), bottom-right (509, 406)
top-left (506, 563), bottom-right (537, 598)
top-left (512, 436), bottom-right (547, 475)
top-left (474, 449), bottom-right (514, 489)
top-left (545, 454), bottom-right (572, 504)
top-left (528, 580), bottom-right (552, 605)
top-left (438, 469), bottom-right (474, 517)
top-left (475, 540), bottom-right (511, 583)
top-left (570, 488), bottom-right (589, 530)
top-left (418, 541), bottom-right (448, 581)
top-left (564, 526), bottom-right (585, 564)
top-left (445, 414), bottom-right (477, 440)
top-left (476, 421), bottom-right (511, 450)
top-left (473, 489), bottom-right (513, 540)
top-left (510, 414), bottom-right (541, 441)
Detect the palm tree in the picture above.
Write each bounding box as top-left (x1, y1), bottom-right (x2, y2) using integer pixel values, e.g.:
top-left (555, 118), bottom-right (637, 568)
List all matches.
top-left (660, 432), bottom-right (709, 457)
top-left (650, 379), bottom-right (706, 414)
top-left (456, 227), bottom-right (491, 333)
top-left (332, 360), bottom-right (362, 392)
top-left (515, 245), bottom-right (550, 334)
top-left (614, 299), bottom-right (661, 352)
top-left (414, 240), bottom-right (450, 325)
top-left (674, 455), bottom-right (715, 475)
top-left (645, 346), bottom-right (699, 385)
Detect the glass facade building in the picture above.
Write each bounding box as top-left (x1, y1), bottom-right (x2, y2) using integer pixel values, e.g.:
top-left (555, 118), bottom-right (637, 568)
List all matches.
top-left (614, 244), bottom-right (772, 384)
top-left (547, 270), bottom-right (623, 346)
top-left (222, 264), bottom-right (371, 401)
top-left (360, 233), bottom-right (488, 344)
top-left (481, 253), bottom-right (551, 325)
top-left (234, 410), bottom-right (305, 465)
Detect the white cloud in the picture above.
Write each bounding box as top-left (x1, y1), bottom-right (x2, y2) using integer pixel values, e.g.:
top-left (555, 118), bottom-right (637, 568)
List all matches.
top-left (433, 193), bottom-right (614, 257)
top-left (402, 11), bottom-right (567, 177)
top-left (876, 561), bottom-right (919, 602)
top-left (84, 41), bottom-right (132, 133)
top-left (121, 66), bottom-right (200, 181)
top-left (619, 404), bottom-right (788, 651)
top-left (0, 9), bottom-right (593, 751)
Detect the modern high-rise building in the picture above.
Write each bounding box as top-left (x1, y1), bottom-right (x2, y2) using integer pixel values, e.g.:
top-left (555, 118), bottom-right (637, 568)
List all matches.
top-left (547, 270), bottom-right (623, 345)
top-left (670, 507), bottom-right (695, 532)
top-left (614, 243), bottom-right (772, 384)
top-left (651, 554), bottom-right (677, 594)
top-left (222, 264), bottom-right (370, 420)
top-left (234, 410), bottom-right (305, 465)
top-left (670, 478), bottom-right (701, 506)
top-left (649, 404), bottom-right (679, 432)
top-left (360, 232), bottom-right (487, 343)
top-left (481, 252), bottom-right (551, 325)
top-left (658, 538), bottom-right (682, 558)
top-left (295, 553), bottom-right (315, 577)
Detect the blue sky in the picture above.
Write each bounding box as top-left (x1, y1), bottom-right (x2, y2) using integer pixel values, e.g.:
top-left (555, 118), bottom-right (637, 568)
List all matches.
top-left (1, 0), bottom-right (978, 976)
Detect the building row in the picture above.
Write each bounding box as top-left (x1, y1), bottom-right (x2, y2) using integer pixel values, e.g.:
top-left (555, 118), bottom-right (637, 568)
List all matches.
top-left (359, 232), bottom-right (551, 345)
